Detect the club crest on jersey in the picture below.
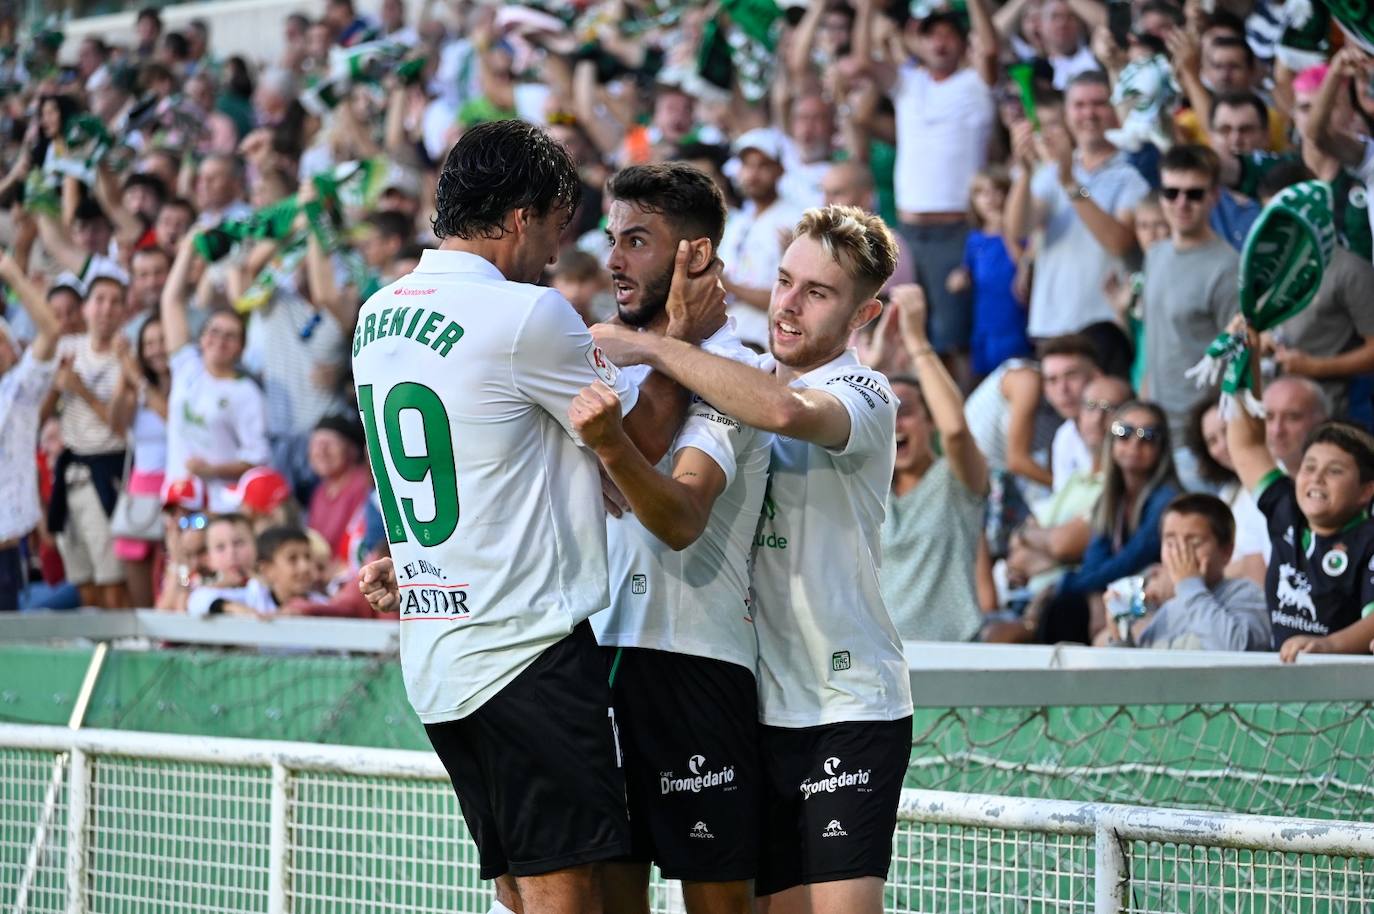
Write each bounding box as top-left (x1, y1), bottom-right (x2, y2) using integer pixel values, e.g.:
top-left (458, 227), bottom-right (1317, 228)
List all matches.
top-left (1276, 563), bottom-right (1317, 620)
top-left (1323, 548), bottom-right (1349, 577)
top-left (586, 345), bottom-right (619, 385)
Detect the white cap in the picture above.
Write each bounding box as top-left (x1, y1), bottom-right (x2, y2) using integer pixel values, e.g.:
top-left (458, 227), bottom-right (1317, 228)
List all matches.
top-left (48, 271), bottom-right (86, 298)
top-left (732, 127), bottom-right (786, 165)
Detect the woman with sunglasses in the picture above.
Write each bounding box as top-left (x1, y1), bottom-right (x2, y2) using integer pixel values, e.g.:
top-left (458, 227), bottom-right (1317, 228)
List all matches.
top-left (1027, 400), bottom-right (1181, 644)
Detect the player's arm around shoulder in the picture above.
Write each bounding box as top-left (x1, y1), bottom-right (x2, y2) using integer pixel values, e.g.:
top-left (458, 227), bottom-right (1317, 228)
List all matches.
top-left (594, 322), bottom-right (862, 452)
top-left (570, 381), bottom-right (727, 551)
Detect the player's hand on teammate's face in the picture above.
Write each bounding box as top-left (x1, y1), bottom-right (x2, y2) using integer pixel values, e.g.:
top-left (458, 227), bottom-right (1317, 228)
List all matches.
top-left (569, 381), bottom-right (625, 450)
top-left (664, 239), bottom-right (726, 342)
top-left (590, 322), bottom-right (652, 366)
top-left (358, 557), bottom-right (399, 613)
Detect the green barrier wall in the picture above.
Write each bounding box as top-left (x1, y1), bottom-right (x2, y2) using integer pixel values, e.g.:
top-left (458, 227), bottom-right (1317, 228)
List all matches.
top-left (3, 646), bottom-right (1371, 821)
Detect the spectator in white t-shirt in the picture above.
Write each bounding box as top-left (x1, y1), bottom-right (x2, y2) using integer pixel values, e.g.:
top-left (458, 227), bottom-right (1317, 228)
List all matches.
top-left (160, 236), bottom-right (271, 514)
top-left (46, 275), bottom-right (130, 609)
top-left (861, 0), bottom-right (998, 384)
top-left (719, 129), bottom-right (803, 349)
top-left (1006, 74), bottom-right (1149, 340)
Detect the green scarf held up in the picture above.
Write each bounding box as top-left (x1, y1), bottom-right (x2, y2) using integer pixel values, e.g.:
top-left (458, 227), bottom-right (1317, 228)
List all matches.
top-left (190, 158), bottom-right (388, 312)
top-left (1186, 180), bottom-right (1336, 418)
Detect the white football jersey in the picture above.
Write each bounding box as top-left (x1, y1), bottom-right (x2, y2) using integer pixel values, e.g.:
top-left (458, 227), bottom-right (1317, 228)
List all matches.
top-left (351, 250), bottom-right (639, 723)
top-left (595, 320), bottom-right (771, 673)
top-left (751, 350), bottom-right (914, 727)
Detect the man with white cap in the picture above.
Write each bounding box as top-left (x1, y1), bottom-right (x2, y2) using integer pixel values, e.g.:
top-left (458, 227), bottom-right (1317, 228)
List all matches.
top-left (0, 252), bottom-right (63, 610)
top-left (719, 129), bottom-right (803, 350)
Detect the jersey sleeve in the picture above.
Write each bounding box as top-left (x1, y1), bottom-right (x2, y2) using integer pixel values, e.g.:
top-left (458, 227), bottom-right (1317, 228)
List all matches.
top-left (511, 290), bottom-right (641, 442)
top-left (814, 367), bottom-right (897, 460)
top-left (672, 396), bottom-right (747, 488)
top-left (1255, 470), bottom-right (1297, 539)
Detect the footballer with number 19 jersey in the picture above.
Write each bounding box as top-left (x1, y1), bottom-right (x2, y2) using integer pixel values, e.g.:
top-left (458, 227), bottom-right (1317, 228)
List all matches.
top-left (352, 247), bottom-right (640, 880)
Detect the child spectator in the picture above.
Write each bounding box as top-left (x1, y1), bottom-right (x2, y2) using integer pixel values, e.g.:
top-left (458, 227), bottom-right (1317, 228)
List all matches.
top-left (187, 525), bottom-right (322, 617)
top-left (203, 513), bottom-right (257, 588)
top-left (946, 166), bottom-right (1032, 379)
top-left (1130, 494), bottom-right (1270, 651)
top-left (1229, 339), bottom-right (1374, 660)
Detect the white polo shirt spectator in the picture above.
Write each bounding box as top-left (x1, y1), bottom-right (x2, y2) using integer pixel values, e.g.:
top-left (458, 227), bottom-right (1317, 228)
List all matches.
top-left (352, 249), bottom-right (640, 722)
top-left (750, 349), bottom-right (913, 727)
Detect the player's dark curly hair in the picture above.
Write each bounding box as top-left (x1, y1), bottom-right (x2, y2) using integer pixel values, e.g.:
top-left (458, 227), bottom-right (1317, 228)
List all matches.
top-left (431, 121), bottom-right (582, 241)
top-left (607, 163), bottom-right (728, 248)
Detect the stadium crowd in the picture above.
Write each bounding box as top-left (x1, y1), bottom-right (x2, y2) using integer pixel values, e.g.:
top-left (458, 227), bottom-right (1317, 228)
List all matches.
top-left (2, 0), bottom-right (1374, 661)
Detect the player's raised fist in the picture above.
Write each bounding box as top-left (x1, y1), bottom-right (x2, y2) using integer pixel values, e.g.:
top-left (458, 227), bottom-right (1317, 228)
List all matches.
top-left (358, 558), bottom-right (399, 613)
top-left (570, 381), bottom-right (626, 450)
top-left (665, 239), bottom-right (727, 342)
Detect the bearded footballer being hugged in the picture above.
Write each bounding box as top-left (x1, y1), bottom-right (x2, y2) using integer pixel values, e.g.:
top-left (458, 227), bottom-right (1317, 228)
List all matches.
top-left (594, 205), bottom-right (914, 914)
top-left (571, 163), bottom-right (771, 914)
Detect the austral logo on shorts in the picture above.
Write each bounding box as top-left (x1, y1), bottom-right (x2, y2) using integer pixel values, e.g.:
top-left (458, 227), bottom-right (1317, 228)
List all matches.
top-left (660, 755), bottom-right (737, 795)
top-left (800, 757), bottom-right (871, 800)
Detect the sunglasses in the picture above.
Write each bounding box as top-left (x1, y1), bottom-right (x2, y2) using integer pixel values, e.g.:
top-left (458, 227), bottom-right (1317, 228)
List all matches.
top-left (178, 513), bottom-right (209, 531)
top-left (1081, 398), bottom-right (1120, 412)
top-left (1160, 186), bottom-right (1207, 202)
top-left (1111, 422), bottom-right (1161, 442)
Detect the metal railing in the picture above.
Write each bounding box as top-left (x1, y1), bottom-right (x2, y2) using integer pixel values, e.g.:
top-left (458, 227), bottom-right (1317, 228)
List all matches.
top-left (4, 724), bottom-right (1374, 914)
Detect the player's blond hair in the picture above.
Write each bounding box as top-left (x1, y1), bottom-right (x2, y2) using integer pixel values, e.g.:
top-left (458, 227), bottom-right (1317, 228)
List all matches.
top-left (793, 205), bottom-right (898, 301)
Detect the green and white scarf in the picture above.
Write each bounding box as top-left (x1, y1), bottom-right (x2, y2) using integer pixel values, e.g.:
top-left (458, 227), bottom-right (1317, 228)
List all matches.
top-left (191, 159), bottom-right (387, 312)
top-left (1186, 180), bottom-right (1336, 417)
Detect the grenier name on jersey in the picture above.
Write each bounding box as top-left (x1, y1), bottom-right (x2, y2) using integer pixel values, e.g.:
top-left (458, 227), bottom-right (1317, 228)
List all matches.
top-left (353, 303), bottom-right (466, 359)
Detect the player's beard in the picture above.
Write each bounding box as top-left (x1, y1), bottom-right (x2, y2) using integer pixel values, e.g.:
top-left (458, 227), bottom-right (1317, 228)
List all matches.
top-left (614, 265), bottom-right (673, 328)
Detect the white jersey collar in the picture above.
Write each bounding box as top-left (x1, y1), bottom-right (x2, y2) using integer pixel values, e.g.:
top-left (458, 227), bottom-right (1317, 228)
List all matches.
top-left (414, 249), bottom-right (506, 280)
top-left (760, 347), bottom-right (862, 387)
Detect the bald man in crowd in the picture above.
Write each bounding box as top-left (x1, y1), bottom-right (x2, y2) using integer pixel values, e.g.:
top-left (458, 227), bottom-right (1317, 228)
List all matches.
top-left (1263, 376), bottom-right (1329, 473)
